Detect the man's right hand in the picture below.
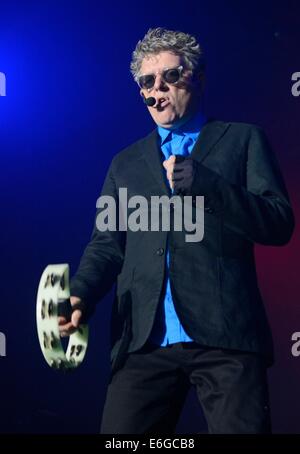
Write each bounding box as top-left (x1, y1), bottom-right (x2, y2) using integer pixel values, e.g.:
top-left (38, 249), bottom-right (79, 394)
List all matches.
top-left (58, 296), bottom-right (83, 337)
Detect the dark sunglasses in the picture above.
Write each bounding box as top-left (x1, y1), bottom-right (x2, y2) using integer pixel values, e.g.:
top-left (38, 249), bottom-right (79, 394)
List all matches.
top-left (138, 65), bottom-right (184, 90)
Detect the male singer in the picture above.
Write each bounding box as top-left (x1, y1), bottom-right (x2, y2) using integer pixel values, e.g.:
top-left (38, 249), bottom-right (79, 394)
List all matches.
top-left (59, 28), bottom-right (294, 433)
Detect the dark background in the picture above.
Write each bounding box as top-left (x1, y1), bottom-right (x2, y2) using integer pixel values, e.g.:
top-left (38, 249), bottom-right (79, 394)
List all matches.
top-left (0, 0), bottom-right (299, 433)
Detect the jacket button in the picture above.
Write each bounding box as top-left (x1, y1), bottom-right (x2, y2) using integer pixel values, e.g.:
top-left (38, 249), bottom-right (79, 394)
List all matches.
top-left (204, 206), bottom-right (214, 213)
top-left (156, 248), bottom-right (164, 256)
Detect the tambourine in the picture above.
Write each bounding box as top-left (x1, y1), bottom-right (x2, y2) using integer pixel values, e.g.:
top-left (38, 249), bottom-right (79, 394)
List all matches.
top-left (36, 263), bottom-right (88, 370)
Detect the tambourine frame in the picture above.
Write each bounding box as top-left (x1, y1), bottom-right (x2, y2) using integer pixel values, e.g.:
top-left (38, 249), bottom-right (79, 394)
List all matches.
top-left (36, 263), bottom-right (88, 370)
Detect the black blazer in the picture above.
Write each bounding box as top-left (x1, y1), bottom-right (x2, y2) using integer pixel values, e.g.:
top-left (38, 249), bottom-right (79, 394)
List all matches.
top-left (70, 120), bottom-right (295, 371)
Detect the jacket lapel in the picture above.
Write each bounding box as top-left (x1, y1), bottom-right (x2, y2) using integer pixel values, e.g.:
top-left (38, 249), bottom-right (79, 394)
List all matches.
top-left (139, 129), bottom-right (171, 196)
top-left (190, 120), bottom-right (230, 163)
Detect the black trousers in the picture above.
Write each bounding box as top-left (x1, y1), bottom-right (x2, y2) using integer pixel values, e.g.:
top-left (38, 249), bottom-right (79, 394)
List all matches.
top-left (100, 340), bottom-right (272, 434)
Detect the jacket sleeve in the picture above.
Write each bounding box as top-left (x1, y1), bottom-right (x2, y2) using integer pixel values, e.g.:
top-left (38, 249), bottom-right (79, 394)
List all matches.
top-left (190, 125), bottom-right (295, 245)
top-left (70, 157), bottom-right (125, 311)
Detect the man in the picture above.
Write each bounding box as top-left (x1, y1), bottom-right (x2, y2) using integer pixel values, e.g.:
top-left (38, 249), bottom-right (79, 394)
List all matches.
top-left (59, 28), bottom-right (294, 434)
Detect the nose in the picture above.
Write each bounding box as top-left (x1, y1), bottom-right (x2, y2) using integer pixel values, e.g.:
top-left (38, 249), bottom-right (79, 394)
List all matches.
top-left (153, 73), bottom-right (168, 92)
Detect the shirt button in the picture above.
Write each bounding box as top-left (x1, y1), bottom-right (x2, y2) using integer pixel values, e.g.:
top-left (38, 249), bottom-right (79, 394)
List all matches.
top-left (156, 248), bottom-right (164, 256)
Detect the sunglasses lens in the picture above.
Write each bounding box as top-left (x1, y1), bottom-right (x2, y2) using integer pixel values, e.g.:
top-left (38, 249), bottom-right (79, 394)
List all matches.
top-left (164, 68), bottom-right (181, 84)
top-left (139, 75), bottom-right (155, 89)
top-left (139, 67), bottom-right (182, 89)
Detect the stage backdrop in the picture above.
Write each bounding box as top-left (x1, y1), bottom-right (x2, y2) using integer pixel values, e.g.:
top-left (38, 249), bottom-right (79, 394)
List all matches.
top-left (0, 0), bottom-right (299, 433)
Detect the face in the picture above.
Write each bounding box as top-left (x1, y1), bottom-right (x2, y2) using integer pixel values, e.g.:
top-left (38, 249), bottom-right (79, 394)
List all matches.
top-left (139, 51), bottom-right (203, 129)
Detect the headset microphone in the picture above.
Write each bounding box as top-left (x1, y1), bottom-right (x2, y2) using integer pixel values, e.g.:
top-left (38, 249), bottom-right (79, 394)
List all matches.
top-left (143, 96), bottom-right (156, 107)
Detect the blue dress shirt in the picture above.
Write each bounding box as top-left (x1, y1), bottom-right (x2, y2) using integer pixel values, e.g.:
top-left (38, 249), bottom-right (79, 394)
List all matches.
top-left (149, 110), bottom-right (206, 346)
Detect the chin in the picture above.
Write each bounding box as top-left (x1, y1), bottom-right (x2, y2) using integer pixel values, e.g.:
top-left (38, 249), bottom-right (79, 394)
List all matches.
top-left (155, 113), bottom-right (177, 127)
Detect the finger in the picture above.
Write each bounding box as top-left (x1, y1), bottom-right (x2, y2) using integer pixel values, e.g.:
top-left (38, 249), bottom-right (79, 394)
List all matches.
top-left (58, 316), bottom-right (67, 325)
top-left (173, 176), bottom-right (184, 182)
top-left (167, 171), bottom-right (174, 182)
top-left (163, 155), bottom-right (176, 168)
top-left (71, 309), bottom-right (82, 328)
top-left (163, 161), bottom-right (175, 172)
top-left (60, 327), bottom-right (77, 337)
top-left (168, 177), bottom-right (174, 189)
top-left (162, 160), bottom-right (168, 170)
top-left (58, 320), bottom-right (75, 332)
top-left (166, 174), bottom-right (174, 188)
top-left (175, 155), bottom-right (185, 163)
top-left (174, 162), bottom-right (193, 171)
